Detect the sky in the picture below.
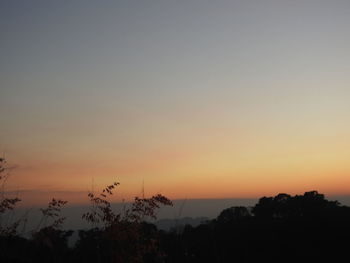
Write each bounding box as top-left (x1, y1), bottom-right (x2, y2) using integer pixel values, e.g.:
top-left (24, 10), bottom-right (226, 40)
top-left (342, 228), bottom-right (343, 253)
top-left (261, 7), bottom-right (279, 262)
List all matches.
top-left (1, 0), bottom-right (350, 206)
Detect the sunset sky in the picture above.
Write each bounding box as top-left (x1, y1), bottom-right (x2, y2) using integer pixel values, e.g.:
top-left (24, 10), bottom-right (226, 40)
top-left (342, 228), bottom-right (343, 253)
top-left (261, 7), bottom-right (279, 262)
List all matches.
top-left (1, 0), bottom-right (350, 205)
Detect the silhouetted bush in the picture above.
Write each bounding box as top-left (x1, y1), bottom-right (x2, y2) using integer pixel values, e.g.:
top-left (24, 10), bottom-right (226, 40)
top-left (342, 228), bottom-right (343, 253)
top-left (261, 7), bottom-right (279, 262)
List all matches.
top-left (0, 158), bottom-right (22, 237)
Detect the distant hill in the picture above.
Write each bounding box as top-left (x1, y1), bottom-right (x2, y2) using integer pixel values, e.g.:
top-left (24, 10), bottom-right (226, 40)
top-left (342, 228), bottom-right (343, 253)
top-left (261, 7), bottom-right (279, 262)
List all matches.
top-left (155, 217), bottom-right (209, 231)
top-left (14, 196), bottom-right (350, 232)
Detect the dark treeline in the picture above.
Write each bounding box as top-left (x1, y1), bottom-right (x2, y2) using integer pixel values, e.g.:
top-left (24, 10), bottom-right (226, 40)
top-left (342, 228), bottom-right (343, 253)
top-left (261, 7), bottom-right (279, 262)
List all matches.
top-left (161, 191), bottom-right (350, 263)
top-left (1, 159), bottom-right (350, 262)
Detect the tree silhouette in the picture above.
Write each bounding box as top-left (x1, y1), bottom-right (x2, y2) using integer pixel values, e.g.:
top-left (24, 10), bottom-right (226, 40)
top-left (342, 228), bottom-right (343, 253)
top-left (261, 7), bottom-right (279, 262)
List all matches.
top-left (252, 191), bottom-right (341, 219)
top-left (217, 206), bottom-right (251, 223)
top-left (0, 157), bottom-right (22, 236)
top-left (1, 159), bottom-right (350, 263)
top-left (77, 181), bottom-right (173, 263)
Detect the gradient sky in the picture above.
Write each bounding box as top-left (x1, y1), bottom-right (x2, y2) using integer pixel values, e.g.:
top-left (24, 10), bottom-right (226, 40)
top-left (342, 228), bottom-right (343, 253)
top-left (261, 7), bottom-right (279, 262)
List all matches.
top-left (1, 0), bottom-right (350, 205)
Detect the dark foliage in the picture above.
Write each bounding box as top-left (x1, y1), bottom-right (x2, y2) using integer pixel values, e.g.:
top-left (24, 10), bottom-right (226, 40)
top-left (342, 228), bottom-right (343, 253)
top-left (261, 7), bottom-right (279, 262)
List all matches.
top-left (0, 158), bottom-right (22, 236)
top-left (160, 191), bottom-right (350, 263)
top-left (77, 182), bottom-right (173, 263)
top-left (1, 159), bottom-right (349, 263)
top-left (2, 190), bottom-right (349, 263)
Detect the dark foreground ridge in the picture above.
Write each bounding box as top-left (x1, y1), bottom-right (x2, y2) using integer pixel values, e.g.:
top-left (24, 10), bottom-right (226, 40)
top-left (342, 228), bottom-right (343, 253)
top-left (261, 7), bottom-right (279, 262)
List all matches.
top-left (2, 191), bottom-right (350, 263)
top-left (1, 160), bottom-right (350, 262)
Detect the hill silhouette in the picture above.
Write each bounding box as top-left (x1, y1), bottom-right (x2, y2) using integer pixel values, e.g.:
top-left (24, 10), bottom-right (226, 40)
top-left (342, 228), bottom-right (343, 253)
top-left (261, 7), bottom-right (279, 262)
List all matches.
top-left (2, 189), bottom-right (350, 262)
top-left (2, 159), bottom-right (350, 262)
